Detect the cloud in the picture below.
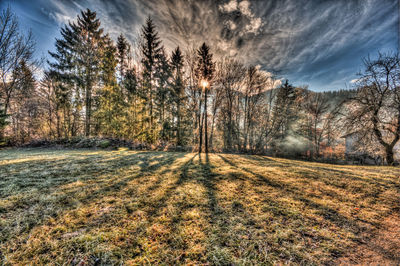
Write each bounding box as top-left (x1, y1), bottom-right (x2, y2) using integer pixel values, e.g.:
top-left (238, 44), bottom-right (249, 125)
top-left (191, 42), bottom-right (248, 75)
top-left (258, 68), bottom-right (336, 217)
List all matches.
top-left (42, 9), bottom-right (73, 25)
top-left (226, 20), bottom-right (237, 30)
top-left (245, 17), bottom-right (262, 34)
top-left (39, 0), bottom-right (79, 26)
top-left (219, 0), bottom-right (238, 13)
top-left (5, 0), bottom-right (397, 91)
top-left (219, 0), bottom-right (264, 35)
top-left (238, 1), bottom-right (252, 17)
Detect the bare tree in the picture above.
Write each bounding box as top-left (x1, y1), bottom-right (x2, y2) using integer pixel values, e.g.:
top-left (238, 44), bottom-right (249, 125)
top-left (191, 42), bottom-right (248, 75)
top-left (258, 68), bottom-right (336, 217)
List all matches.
top-left (242, 66), bottom-right (273, 152)
top-left (184, 46), bottom-right (201, 150)
top-left (37, 71), bottom-right (63, 139)
top-left (215, 58), bottom-right (244, 151)
top-left (0, 6), bottom-right (35, 115)
top-left (303, 91), bottom-right (330, 157)
top-left (345, 53), bottom-right (400, 165)
top-left (258, 88), bottom-right (277, 152)
top-left (8, 59), bottom-right (39, 143)
top-left (208, 61), bottom-right (225, 150)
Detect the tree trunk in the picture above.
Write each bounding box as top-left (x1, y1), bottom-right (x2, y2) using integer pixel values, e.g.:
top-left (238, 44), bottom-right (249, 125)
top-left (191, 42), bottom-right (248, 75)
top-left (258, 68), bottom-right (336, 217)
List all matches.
top-left (243, 94), bottom-right (248, 151)
top-left (85, 78), bottom-right (92, 137)
top-left (149, 82), bottom-right (153, 141)
top-left (204, 89), bottom-right (208, 153)
top-left (372, 112), bottom-right (397, 165)
top-left (209, 107), bottom-right (217, 151)
top-left (226, 98), bottom-right (233, 151)
top-left (4, 97), bottom-right (9, 117)
top-left (386, 147), bottom-right (394, 165)
top-left (198, 94), bottom-right (203, 153)
top-left (177, 100), bottom-right (181, 145)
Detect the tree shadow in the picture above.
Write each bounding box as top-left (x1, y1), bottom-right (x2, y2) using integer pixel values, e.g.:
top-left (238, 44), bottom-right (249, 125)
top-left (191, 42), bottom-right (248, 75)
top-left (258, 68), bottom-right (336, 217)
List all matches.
top-left (218, 154), bottom-right (372, 237)
top-left (236, 154), bottom-right (400, 210)
top-left (0, 150), bottom-right (188, 246)
top-left (200, 153), bottom-right (221, 217)
top-left (240, 154), bottom-right (400, 188)
top-left (2, 150), bottom-right (398, 264)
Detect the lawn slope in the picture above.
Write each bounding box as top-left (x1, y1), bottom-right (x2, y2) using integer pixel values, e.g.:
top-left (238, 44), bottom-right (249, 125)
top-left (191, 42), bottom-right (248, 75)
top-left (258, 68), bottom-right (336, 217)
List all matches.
top-left (0, 149), bottom-right (399, 264)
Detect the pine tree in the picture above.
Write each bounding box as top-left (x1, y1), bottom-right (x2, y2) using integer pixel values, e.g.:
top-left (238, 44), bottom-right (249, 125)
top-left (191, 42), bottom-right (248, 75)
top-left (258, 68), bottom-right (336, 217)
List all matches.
top-left (49, 8), bottom-right (105, 137)
top-left (171, 46), bottom-right (185, 145)
top-left (95, 35), bottom-right (126, 137)
top-left (123, 67), bottom-right (138, 139)
top-left (100, 35), bottom-right (118, 87)
top-left (271, 80), bottom-right (297, 153)
top-left (116, 34), bottom-right (130, 82)
top-left (155, 47), bottom-right (172, 140)
top-left (116, 34), bottom-right (138, 139)
top-left (195, 43), bottom-right (214, 153)
top-left (75, 9), bottom-right (105, 137)
top-left (48, 19), bottom-right (80, 137)
top-left (140, 16), bottom-right (163, 143)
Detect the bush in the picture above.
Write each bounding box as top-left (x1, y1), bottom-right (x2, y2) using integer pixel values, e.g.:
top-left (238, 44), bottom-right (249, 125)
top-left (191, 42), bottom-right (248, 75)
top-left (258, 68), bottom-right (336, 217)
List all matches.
top-left (98, 139), bottom-right (111, 148)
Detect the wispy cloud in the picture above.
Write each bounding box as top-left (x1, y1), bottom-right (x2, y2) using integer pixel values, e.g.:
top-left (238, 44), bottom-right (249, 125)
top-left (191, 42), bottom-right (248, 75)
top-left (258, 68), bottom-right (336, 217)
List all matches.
top-left (2, 0), bottom-right (397, 91)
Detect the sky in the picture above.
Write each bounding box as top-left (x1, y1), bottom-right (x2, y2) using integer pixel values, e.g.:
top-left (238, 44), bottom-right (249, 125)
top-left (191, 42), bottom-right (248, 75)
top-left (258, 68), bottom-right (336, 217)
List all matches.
top-left (1, 0), bottom-right (398, 91)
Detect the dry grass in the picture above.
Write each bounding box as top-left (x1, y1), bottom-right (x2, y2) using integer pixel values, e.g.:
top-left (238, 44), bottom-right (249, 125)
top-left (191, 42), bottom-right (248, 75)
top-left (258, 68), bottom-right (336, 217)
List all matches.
top-left (0, 148), bottom-right (399, 265)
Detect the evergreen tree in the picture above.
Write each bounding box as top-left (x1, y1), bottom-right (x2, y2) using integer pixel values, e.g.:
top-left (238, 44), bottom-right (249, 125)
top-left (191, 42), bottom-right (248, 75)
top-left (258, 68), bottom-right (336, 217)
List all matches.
top-left (171, 46), bottom-right (185, 145)
top-left (49, 8), bottom-right (105, 137)
top-left (155, 47), bottom-right (172, 140)
top-left (140, 16), bottom-right (163, 142)
top-left (75, 9), bottom-right (105, 137)
top-left (95, 35), bottom-right (126, 137)
top-left (195, 43), bottom-right (214, 153)
top-left (116, 34), bottom-right (130, 82)
top-left (271, 80), bottom-right (298, 153)
top-left (116, 34), bottom-right (138, 138)
top-left (48, 21), bottom-right (80, 137)
top-left (123, 67), bottom-right (138, 139)
top-left (100, 35), bottom-right (118, 86)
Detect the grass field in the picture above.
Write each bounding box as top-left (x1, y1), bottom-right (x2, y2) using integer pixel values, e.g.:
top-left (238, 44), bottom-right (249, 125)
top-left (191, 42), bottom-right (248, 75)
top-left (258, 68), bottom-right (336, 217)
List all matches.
top-left (0, 149), bottom-right (399, 264)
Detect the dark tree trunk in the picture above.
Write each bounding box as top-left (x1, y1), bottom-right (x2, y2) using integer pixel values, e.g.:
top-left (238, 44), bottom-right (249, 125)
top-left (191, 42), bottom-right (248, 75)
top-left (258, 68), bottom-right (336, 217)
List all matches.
top-left (85, 77), bottom-right (92, 137)
top-left (386, 147), bottom-right (394, 165)
top-left (204, 89), bottom-right (208, 153)
top-left (177, 100), bottom-right (181, 146)
top-left (149, 82), bottom-right (154, 141)
top-left (209, 107), bottom-right (217, 151)
top-left (198, 95), bottom-right (203, 153)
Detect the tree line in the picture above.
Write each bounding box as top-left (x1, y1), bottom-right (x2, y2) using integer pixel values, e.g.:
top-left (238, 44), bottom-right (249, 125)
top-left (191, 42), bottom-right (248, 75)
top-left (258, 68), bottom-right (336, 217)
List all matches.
top-left (1, 7), bottom-right (399, 164)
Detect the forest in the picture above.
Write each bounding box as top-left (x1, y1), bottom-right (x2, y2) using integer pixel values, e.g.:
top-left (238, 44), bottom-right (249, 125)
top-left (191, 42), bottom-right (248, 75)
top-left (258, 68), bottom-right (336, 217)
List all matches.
top-left (1, 7), bottom-right (399, 165)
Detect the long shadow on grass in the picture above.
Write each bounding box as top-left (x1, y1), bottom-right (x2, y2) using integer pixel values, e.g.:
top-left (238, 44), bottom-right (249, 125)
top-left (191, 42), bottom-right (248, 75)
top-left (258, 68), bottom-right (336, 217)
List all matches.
top-left (134, 152), bottom-right (229, 263)
top-left (218, 155), bottom-right (370, 236)
top-left (254, 154), bottom-right (399, 205)
top-left (241, 154), bottom-right (400, 190)
top-left (138, 153), bottom-right (198, 219)
top-left (0, 151), bottom-right (185, 198)
top-left (237, 155), bottom-right (400, 213)
top-left (195, 154), bottom-right (269, 263)
top-left (0, 151), bottom-right (187, 246)
top-left (199, 154), bottom-right (293, 263)
top-left (198, 153), bottom-right (231, 262)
